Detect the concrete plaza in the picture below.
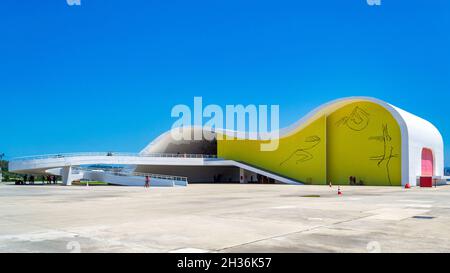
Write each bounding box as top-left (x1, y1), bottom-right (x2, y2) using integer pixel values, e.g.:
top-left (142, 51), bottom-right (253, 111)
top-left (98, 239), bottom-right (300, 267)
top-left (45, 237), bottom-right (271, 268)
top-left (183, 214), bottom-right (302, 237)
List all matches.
top-left (0, 183), bottom-right (449, 253)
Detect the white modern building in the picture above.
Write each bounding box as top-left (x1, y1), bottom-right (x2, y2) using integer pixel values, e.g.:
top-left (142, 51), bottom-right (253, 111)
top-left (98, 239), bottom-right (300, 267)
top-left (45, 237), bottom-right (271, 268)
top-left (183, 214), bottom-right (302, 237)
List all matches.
top-left (8, 97), bottom-right (445, 187)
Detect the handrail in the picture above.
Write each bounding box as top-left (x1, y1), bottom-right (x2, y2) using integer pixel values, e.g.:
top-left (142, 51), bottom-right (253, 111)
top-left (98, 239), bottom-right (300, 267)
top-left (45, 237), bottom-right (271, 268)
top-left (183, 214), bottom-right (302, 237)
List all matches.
top-left (73, 167), bottom-right (188, 182)
top-left (10, 152), bottom-right (218, 162)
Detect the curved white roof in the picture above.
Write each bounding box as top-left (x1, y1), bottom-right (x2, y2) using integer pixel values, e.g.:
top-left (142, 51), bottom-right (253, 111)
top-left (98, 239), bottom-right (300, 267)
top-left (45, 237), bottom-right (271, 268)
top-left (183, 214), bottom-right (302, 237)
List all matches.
top-left (140, 126), bottom-right (217, 155)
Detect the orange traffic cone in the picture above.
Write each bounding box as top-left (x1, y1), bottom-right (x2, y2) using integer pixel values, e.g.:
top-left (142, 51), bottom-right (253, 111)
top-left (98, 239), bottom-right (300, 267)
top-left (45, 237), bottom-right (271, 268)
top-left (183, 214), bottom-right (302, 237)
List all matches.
top-left (338, 186), bottom-right (342, 195)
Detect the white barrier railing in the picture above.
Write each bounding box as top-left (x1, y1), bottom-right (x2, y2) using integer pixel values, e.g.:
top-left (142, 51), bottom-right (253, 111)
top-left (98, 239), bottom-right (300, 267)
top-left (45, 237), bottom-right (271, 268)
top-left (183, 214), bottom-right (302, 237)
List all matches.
top-left (10, 152), bottom-right (218, 162)
top-left (73, 167), bottom-right (188, 182)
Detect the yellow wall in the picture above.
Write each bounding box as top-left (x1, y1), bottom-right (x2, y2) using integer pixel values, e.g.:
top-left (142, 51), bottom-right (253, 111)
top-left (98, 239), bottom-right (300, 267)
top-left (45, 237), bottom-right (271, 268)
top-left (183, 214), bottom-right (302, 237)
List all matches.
top-left (327, 102), bottom-right (401, 185)
top-left (218, 116), bottom-right (327, 184)
top-left (217, 101), bottom-right (402, 186)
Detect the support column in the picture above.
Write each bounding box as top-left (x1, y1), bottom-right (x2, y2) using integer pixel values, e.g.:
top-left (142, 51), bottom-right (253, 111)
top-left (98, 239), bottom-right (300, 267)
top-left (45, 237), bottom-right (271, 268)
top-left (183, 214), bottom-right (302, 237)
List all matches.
top-left (62, 166), bottom-right (74, 186)
top-left (239, 168), bottom-right (247, 184)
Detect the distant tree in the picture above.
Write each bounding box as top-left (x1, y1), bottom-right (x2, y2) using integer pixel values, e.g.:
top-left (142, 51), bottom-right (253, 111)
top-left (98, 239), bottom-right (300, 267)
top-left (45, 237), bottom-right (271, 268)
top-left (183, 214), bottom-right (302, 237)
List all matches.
top-left (0, 153), bottom-right (5, 168)
top-left (0, 153), bottom-right (4, 182)
top-left (0, 153), bottom-right (8, 173)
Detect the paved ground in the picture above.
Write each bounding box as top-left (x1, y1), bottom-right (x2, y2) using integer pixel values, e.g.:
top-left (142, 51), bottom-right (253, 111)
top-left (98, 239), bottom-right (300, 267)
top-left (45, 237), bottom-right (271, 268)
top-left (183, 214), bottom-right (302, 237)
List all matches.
top-left (1, 183), bottom-right (450, 253)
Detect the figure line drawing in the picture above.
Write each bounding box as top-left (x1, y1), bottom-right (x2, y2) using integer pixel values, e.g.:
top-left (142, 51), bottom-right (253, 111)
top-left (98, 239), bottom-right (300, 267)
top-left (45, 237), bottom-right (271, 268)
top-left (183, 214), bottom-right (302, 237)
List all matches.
top-left (369, 124), bottom-right (399, 185)
top-left (280, 136), bottom-right (321, 166)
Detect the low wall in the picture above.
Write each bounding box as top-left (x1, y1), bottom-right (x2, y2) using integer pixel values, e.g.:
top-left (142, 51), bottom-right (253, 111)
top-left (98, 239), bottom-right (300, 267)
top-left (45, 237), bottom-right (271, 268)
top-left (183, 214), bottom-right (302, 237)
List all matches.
top-left (84, 171), bottom-right (179, 187)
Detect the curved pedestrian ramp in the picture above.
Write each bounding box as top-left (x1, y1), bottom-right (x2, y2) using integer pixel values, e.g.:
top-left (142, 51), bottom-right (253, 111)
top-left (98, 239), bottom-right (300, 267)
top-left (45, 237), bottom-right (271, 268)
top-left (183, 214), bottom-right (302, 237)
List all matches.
top-left (9, 152), bottom-right (301, 186)
top-left (69, 167), bottom-right (188, 187)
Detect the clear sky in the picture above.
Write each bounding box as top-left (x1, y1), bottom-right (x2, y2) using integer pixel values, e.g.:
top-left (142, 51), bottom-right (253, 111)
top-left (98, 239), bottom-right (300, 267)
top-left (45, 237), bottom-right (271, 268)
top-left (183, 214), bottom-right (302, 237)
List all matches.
top-left (1, 0), bottom-right (449, 164)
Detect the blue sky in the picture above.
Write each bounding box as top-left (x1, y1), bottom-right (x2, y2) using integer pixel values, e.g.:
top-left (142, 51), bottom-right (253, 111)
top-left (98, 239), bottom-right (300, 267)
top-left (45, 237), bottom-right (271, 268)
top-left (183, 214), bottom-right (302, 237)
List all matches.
top-left (1, 0), bottom-right (449, 164)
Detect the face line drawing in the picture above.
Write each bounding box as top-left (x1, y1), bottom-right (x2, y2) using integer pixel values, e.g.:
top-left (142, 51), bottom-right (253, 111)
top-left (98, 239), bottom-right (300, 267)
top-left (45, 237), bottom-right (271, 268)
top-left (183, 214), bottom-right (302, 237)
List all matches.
top-left (336, 106), bottom-right (371, 132)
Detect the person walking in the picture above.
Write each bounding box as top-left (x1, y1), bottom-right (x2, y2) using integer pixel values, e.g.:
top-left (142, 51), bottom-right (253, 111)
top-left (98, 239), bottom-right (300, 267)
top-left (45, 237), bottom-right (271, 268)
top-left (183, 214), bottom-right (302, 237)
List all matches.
top-left (47, 175), bottom-right (52, 184)
top-left (145, 176), bottom-right (150, 188)
top-left (52, 176), bottom-right (57, 184)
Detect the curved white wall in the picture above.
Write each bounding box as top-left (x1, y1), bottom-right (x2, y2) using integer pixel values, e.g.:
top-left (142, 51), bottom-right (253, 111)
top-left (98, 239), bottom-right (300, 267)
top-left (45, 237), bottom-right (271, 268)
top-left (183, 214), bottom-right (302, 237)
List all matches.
top-left (393, 106), bottom-right (444, 185)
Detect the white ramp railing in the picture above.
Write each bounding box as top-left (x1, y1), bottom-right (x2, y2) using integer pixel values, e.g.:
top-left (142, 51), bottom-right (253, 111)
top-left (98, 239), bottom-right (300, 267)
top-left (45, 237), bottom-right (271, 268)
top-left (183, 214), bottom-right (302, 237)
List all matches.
top-left (73, 167), bottom-right (188, 187)
top-left (10, 152), bottom-right (218, 162)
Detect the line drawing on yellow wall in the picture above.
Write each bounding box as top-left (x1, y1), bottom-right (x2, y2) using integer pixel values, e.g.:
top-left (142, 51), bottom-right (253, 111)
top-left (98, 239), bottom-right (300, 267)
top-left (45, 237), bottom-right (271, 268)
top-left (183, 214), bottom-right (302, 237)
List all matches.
top-left (336, 106), bottom-right (370, 131)
top-left (369, 124), bottom-right (399, 185)
top-left (279, 136), bottom-right (321, 166)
